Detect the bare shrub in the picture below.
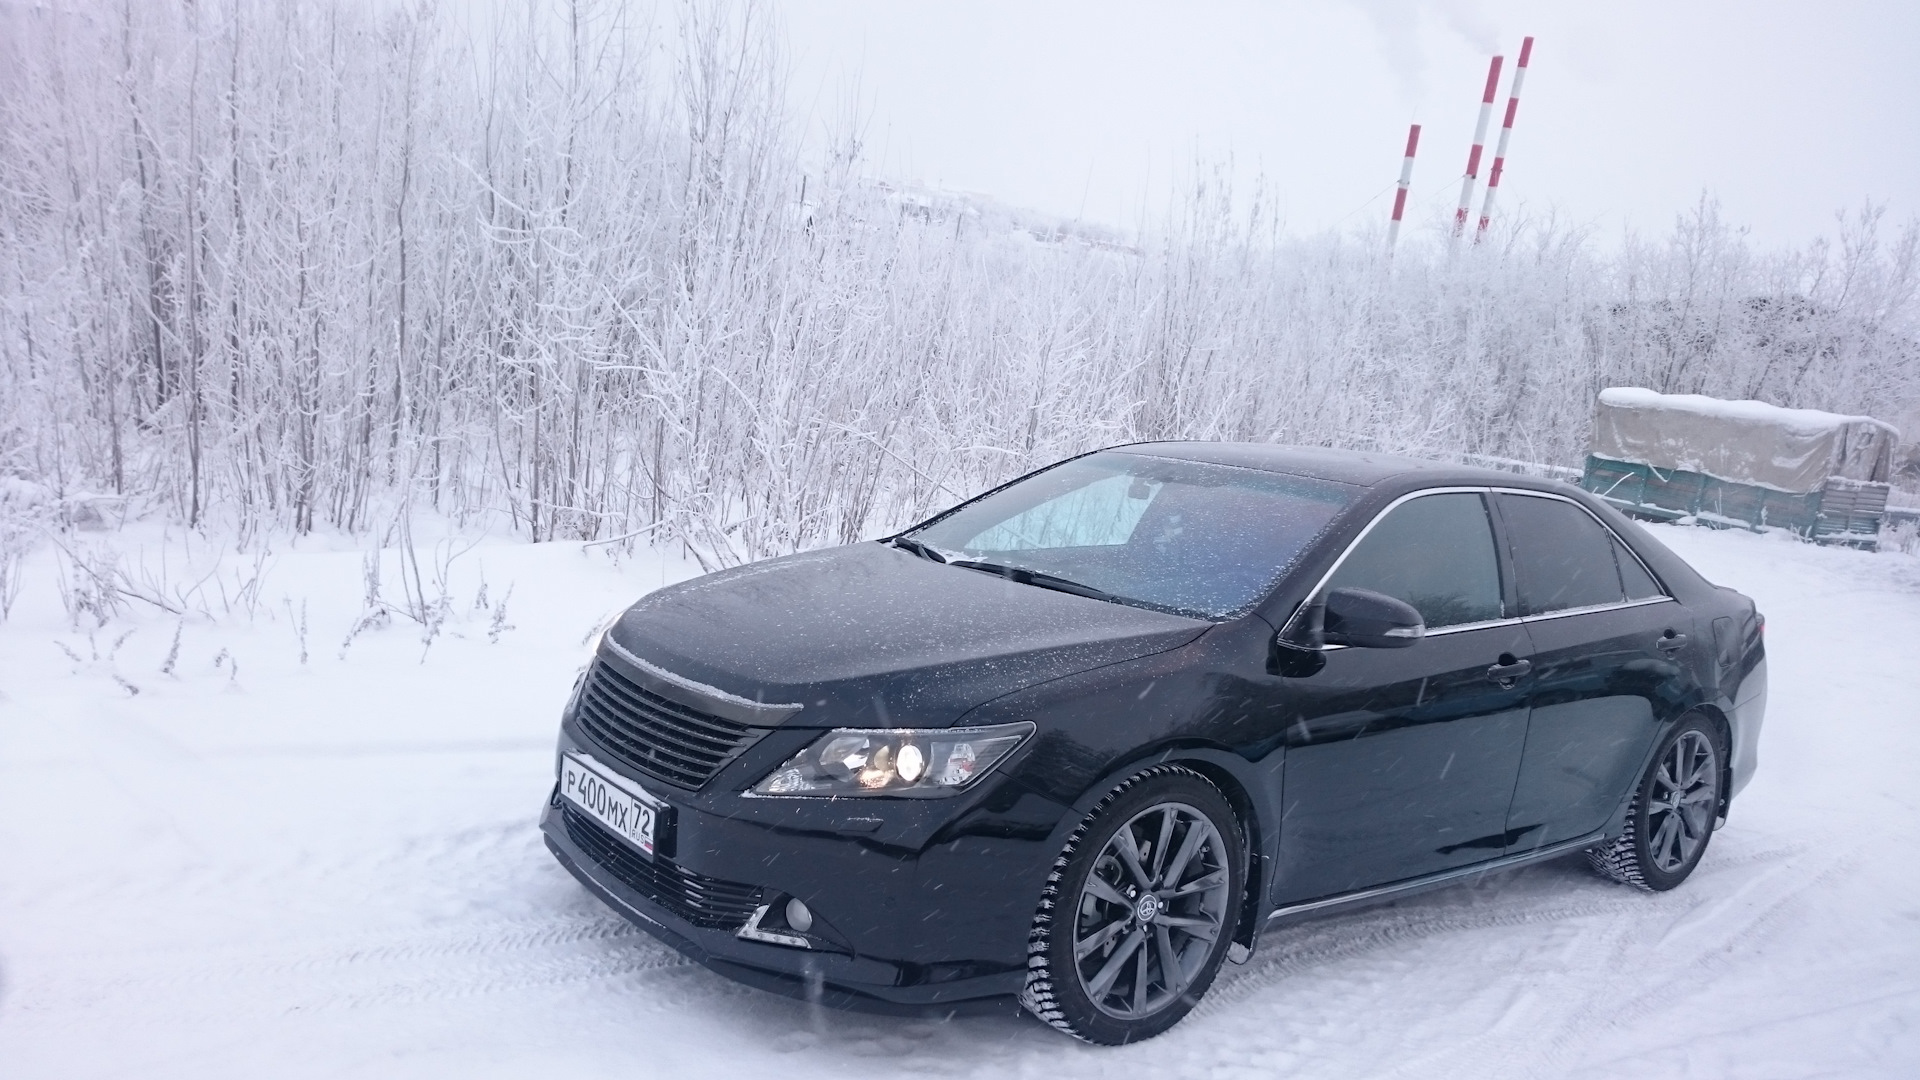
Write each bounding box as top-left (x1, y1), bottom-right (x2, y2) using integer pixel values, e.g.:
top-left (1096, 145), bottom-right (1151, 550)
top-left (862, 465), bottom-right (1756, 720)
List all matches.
top-left (0, 530), bottom-right (26, 622)
top-left (1883, 518), bottom-right (1919, 556)
top-left (160, 622), bottom-right (183, 676)
top-left (488, 585), bottom-right (516, 645)
top-left (285, 599), bottom-right (309, 666)
top-left (52, 627), bottom-right (140, 689)
top-left (55, 545), bottom-right (130, 629)
top-left (0, 2), bottom-right (1913, 569)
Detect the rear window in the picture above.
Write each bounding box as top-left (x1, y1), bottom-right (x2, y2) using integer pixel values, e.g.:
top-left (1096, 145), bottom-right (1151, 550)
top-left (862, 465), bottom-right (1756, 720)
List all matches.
top-left (1496, 493), bottom-right (1630, 615)
top-left (1614, 536), bottom-right (1666, 600)
top-left (908, 451), bottom-right (1354, 618)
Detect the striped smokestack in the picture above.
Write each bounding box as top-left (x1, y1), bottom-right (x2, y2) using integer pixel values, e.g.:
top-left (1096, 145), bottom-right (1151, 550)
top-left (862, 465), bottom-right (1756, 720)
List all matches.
top-left (1452, 54), bottom-right (1503, 248)
top-left (1387, 123), bottom-right (1421, 254)
top-left (1477, 36), bottom-right (1534, 240)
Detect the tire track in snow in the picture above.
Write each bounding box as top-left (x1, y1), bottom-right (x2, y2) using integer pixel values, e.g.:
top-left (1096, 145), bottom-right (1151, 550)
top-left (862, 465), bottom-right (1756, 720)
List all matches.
top-left (1142, 832), bottom-right (1825, 1078)
top-left (1516, 840), bottom-right (1866, 1079)
top-left (1356, 831), bottom-right (1861, 1080)
top-left (1201, 834), bottom-right (1808, 1014)
top-left (7, 914), bottom-right (698, 1028)
top-left (2, 817), bottom-right (725, 1031)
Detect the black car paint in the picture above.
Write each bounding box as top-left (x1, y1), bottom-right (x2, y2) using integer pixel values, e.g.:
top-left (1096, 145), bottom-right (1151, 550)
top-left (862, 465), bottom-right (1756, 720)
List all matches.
top-left (607, 540), bottom-right (1209, 729)
top-left (1503, 598), bottom-right (1695, 849)
top-left (1267, 613), bottom-right (1536, 902)
top-left (540, 443), bottom-right (1765, 1014)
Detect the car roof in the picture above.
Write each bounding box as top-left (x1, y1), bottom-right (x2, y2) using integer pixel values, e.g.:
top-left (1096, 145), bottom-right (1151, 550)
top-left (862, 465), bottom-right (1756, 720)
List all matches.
top-left (1110, 441), bottom-right (1562, 492)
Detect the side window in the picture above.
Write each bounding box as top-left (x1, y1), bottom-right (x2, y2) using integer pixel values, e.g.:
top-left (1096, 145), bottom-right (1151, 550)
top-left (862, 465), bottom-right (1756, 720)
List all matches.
top-left (1495, 494), bottom-right (1626, 615)
top-left (1613, 537), bottom-right (1665, 600)
top-left (1324, 492), bottom-right (1503, 628)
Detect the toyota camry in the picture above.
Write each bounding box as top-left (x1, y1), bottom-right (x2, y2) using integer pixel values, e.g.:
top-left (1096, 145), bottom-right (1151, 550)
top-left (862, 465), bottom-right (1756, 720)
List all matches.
top-left (539, 443), bottom-right (1767, 1043)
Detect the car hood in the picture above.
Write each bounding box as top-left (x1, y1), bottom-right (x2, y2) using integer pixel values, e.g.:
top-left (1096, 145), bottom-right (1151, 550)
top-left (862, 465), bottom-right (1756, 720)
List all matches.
top-left (605, 541), bottom-right (1209, 728)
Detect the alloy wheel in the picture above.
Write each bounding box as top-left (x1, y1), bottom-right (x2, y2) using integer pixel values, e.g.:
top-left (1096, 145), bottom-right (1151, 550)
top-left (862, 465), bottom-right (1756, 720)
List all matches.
top-left (1646, 729), bottom-right (1718, 873)
top-left (1072, 801), bottom-right (1233, 1020)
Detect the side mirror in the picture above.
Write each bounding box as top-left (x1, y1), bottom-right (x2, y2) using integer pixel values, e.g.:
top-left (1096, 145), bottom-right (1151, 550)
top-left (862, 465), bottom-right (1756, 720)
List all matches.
top-left (1322, 587), bottom-right (1424, 649)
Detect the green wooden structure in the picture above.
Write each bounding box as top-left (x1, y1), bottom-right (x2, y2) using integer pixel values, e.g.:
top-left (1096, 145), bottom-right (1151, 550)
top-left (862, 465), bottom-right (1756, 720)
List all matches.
top-left (1580, 389), bottom-right (1899, 548)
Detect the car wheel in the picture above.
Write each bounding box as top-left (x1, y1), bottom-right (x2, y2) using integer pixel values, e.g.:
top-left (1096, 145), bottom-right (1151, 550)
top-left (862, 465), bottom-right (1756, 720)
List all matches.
top-left (1588, 715), bottom-right (1725, 891)
top-left (1019, 766), bottom-right (1244, 1044)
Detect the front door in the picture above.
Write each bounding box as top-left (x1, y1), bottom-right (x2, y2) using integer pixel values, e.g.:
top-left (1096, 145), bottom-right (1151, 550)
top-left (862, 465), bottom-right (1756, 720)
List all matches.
top-left (1270, 491), bottom-right (1533, 905)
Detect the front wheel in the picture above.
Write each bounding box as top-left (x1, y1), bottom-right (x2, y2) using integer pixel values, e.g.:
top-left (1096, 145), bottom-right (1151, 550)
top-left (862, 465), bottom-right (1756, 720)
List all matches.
top-left (1589, 715), bottom-right (1725, 891)
top-left (1020, 766), bottom-right (1244, 1044)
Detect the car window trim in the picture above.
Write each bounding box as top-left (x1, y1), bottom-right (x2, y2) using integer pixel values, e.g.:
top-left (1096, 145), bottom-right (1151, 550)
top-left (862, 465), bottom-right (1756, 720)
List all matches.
top-left (1280, 486), bottom-right (1516, 646)
top-left (1488, 488), bottom-right (1675, 616)
top-left (1423, 615), bottom-right (1526, 637)
top-left (1285, 484), bottom-right (1676, 649)
top-left (1516, 594), bottom-right (1677, 624)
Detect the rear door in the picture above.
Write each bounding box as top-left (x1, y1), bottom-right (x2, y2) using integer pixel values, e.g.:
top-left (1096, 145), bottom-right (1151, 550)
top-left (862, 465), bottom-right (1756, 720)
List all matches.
top-left (1494, 491), bottom-right (1695, 852)
top-left (1271, 490), bottom-right (1534, 903)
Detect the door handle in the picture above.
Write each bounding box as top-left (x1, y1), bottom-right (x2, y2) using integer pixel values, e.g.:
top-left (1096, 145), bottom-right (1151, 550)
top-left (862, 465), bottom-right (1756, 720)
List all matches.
top-left (1656, 632), bottom-right (1689, 652)
top-left (1486, 657), bottom-right (1533, 684)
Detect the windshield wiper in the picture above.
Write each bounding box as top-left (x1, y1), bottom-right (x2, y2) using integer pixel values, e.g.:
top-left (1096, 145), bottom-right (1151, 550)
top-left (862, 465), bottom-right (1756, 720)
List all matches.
top-left (889, 535), bottom-right (948, 563)
top-left (945, 560), bottom-right (1120, 604)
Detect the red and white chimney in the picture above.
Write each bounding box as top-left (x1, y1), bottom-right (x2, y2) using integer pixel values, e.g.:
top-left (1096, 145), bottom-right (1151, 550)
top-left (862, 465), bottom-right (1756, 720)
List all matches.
top-left (1452, 54), bottom-right (1504, 248)
top-left (1387, 123), bottom-right (1422, 253)
top-left (1477, 36), bottom-right (1534, 240)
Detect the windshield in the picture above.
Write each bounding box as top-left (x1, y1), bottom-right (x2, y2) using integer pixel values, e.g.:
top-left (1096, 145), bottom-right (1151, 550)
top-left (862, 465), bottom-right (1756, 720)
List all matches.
top-left (906, 451), bottom-right (1355, 619)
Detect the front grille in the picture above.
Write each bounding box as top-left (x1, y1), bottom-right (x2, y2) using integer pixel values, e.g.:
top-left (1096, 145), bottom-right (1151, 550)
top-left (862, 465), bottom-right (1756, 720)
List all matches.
top-left (573, 657), bottom-right (766, 789)
top-left (561, 804), bottom-right (763, 930)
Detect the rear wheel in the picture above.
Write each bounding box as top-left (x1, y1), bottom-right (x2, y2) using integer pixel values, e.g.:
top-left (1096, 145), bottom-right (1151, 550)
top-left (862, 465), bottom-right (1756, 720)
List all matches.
top-left (1020, 767), bottom-right (1243, 1044)
top-left (1589, 715), bottom-right (1724, 891)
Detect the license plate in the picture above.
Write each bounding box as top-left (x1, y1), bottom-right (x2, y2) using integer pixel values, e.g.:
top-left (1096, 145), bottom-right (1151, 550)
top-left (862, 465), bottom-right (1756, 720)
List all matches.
top-left (560, 752), bottom-right (662, 856)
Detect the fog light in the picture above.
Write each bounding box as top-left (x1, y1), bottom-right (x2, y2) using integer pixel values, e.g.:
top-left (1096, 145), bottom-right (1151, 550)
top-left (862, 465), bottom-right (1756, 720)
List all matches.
top-left (785, 897), bottom-right (814, 933)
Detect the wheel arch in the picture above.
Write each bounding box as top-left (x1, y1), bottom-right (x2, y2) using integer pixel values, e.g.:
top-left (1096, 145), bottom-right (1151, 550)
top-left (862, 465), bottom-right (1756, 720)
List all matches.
top-left (1161, 754), bottom-right (1267, 953)
top-left (1058, 743), bottom-right (1274, 955)
top-left (1606, 704), bottom-right (1734, 840)
top-left (1595, 701), bottom-right (1732, 843)
top-left (1689, 702), bottom-right (1736, 819)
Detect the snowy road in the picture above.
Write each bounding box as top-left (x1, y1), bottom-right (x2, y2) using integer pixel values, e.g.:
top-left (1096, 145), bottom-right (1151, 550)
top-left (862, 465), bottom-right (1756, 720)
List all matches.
top-left (2, 526), bottom-right (1917, 1078)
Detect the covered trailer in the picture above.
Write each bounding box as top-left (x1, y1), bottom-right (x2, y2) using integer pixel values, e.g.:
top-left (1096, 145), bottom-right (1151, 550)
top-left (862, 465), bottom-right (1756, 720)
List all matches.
top-left (1581, 387), bottom-right (1900, 546)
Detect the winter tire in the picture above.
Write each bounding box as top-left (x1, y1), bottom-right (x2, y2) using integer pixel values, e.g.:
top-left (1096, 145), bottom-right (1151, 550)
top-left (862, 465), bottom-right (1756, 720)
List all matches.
top-left (1588, 714), bottom-right (1725, 892)
top-left (1019, 766), bottom-right (1244, 1045)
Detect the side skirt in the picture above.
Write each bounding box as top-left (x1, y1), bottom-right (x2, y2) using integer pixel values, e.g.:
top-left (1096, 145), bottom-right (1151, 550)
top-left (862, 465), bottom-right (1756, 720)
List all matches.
top-left (1264, 830), bottom-right (1608, 927)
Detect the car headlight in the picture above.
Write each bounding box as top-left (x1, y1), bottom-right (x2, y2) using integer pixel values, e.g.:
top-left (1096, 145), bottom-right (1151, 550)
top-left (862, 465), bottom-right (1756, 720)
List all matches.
top-left (749, 722), bottom-right (1035, 798)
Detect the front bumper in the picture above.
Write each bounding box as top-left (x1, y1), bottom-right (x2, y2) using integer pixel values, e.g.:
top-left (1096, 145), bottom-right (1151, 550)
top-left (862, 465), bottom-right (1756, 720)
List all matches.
top-left (538, 729), bottom-right (1062, 1013)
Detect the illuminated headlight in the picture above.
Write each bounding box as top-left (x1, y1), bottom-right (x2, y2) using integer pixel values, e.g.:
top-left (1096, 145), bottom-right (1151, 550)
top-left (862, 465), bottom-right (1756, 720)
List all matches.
top-left (749, 722), bottom-right (1035, 798)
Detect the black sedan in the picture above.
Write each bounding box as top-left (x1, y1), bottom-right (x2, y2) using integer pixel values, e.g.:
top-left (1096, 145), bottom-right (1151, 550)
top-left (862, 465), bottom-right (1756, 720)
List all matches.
top-left (539, 443), bottom-right (1768, 1044)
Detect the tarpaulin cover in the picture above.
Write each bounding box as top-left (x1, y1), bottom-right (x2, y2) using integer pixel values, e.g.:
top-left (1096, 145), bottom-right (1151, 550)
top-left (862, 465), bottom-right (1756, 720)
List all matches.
top-left (1591, 388), bottom-right (1900, 494)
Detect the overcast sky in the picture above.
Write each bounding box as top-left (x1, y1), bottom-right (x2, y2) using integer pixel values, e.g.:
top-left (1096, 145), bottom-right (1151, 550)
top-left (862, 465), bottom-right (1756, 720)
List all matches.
top-left (775, 0), bottom-right (1920, 248)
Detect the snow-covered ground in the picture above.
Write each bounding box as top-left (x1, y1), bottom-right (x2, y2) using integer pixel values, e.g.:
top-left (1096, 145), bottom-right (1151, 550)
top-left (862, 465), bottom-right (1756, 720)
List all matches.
top-left (2, 523), bottom-right (1917, 1078)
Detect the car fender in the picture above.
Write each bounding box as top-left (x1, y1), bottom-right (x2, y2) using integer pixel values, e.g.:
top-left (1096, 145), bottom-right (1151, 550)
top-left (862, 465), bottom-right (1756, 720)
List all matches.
top-left (969, 621), bottom-right (1292, 956)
